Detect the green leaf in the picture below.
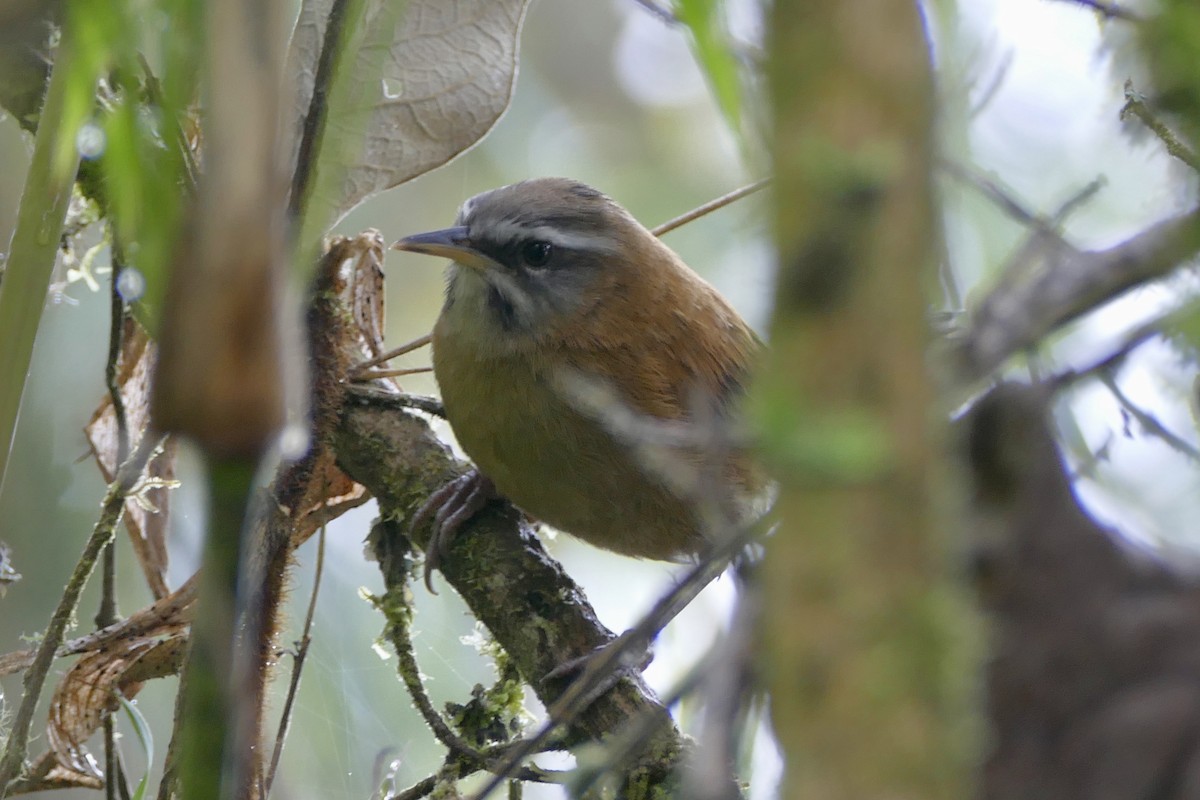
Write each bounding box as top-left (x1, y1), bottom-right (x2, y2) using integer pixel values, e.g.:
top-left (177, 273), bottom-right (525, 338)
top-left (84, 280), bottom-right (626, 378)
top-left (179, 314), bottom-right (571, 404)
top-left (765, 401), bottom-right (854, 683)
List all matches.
top-left (675, 0), bottom-right (744, 138)
top-left (289, 0), bottom-right (532, 267)
top-left (0, 5), bottom-right (105, 489)
top-left (118, 693), bottom-right (154, 800)
top-left (754, 382), bottom-right (894, 484)
top-left (93, 0), bottom-right (199, 332)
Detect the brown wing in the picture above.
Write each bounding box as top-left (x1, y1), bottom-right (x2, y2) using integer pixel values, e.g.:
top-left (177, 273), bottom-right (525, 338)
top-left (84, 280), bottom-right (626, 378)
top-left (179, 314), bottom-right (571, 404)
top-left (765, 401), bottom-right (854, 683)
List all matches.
top-left (556, 243), bottom-right (761, 423)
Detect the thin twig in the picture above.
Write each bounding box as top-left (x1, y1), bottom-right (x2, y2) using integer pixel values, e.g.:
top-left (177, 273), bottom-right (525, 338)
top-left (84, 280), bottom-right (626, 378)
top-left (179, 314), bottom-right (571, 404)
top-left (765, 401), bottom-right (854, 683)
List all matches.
top-left (103, 716), bottom-right (119, 800)
top-left (940, 159), bottom-right (1100, 237)
top-left (968, 49), bottom-right (1013, 120)
top-left (953, 207), bottom-right (1200, 384)
top-left (264, 524), bottom-right (328, 798)
top-left (992, 177), bottom-right (1105, 333)
top-left (156, 641), bottom-right (188, 800)
top-left (0, 432), bottom-right (162, 798)
top-left (1052, 315), bottom-right (1164, 392)
top-left (630, 0), bottom-right (679, 25)
top-left (99, 243), bottom-right (129, 800)
top-left (1047, 308), bottom-right (1200, 460)
top-left (1101, 373), bottom-right (1200, 462)
top-left (469, 516), bottom-right (766, 800)
top-left (379, 571), bottom-right (557, 785)
top-left (1121, 81), bottom-right (1200, 173)
top-left (1050, 0), bottom-right (1141, 22)
top-left (681, 568), bottom-right (762, 800)
top-left (651, 179), bottom-right (770, 237)
top-left (568, 658), bottom-right (704, 797)
top-left (289, 0), bottom-right (353, 219)
top-left (351, 333), bottom-right (433, 375)
top-left (106, 249), bottom-right (131, 471)
top-left (390, 774), bottom-right (437, 800)
top-left (98, 245), bottom-right (129, 623)
top-left (1051, 178), bottom-right (1107, 226)
top-left (351, 366), bottom-right (434, 381)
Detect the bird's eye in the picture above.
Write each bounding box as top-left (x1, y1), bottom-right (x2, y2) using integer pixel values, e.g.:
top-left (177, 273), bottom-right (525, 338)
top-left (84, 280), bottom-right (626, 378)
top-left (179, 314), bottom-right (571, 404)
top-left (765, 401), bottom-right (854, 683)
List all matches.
top-left (521, 240), bottom-right (553, 268)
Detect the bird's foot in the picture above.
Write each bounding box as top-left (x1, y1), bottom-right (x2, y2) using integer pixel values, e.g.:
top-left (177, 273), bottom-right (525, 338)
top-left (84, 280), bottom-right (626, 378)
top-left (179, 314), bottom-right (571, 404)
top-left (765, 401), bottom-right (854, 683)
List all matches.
top-left (409, 469), bottom-right (497, 593)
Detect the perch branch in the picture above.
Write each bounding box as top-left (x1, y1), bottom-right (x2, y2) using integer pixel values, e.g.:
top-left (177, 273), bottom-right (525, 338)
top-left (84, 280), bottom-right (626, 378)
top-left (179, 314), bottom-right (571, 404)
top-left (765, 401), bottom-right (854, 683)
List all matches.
top-left (951, 208), bottom-right (1200, 384)
top-left (335, 397), bottom-right (689, 798)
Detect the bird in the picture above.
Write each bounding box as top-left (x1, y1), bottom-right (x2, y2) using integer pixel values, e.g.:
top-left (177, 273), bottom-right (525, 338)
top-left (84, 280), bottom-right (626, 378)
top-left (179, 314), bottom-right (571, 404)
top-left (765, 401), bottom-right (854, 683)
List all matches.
top-left (391, 177), bottom-right (764, 590)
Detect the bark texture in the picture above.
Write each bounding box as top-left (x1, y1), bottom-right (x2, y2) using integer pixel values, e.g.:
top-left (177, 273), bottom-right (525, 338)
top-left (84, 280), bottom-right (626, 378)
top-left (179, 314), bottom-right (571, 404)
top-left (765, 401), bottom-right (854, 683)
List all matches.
top-left (762, 1), bottom-right (975, 797)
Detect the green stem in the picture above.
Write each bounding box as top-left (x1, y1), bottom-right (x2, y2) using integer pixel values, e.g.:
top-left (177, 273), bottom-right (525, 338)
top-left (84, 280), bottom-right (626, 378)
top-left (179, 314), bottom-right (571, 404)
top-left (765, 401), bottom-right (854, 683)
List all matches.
top-left (179, 456), bottom-right (260, 800)
top-left (0, 24), bottom-right (97, 490)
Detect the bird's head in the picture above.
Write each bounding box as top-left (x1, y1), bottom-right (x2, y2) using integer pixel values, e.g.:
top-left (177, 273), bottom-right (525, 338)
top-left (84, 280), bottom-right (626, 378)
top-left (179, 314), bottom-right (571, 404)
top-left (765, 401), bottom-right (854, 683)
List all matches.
top-left (392, 178), bottom-right (663, 351)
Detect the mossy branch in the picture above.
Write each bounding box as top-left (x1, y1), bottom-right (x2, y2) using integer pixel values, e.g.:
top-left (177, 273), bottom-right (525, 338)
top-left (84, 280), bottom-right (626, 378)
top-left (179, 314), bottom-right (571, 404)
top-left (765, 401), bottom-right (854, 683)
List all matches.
top-left (334, 400), bottom-right (687, 798)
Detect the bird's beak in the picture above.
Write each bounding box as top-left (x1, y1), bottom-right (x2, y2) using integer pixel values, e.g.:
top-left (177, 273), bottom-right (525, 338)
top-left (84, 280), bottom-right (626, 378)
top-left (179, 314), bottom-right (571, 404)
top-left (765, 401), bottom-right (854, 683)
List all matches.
top-left (391, 226), bottom-right (496, 272)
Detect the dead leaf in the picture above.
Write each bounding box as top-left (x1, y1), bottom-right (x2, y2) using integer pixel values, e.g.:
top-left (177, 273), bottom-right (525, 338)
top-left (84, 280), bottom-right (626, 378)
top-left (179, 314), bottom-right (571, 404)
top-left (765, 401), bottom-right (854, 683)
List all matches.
top-left (0, 575), bottom-right (196, 678)
top-left (45, 635), bottom-right (180, 778)
top-left (347, 230), bottom-right (391, 366)
top-left (289, 0), bottom-right (532, 226)
top-left (84, 319), bottom-right (174, 599)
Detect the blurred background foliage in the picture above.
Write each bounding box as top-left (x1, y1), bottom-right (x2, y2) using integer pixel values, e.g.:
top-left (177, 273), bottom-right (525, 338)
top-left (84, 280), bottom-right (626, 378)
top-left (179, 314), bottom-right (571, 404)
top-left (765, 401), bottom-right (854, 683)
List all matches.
top-left (1, 0), bottom-right (1197, 798)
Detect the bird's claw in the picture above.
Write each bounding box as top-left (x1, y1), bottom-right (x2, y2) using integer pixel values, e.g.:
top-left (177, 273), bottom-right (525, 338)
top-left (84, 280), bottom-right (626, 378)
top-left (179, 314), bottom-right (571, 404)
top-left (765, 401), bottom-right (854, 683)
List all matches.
top-left (409, 469), bottom-right (496, 593)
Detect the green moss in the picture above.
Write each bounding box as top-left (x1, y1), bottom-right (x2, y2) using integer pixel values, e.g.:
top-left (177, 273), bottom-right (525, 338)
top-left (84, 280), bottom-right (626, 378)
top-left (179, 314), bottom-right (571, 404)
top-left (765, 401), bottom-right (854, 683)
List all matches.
top-left (752, 382), bottom-right (894, 484)
top-left (1142, 1), bottom-right (1200, 142)
top-left (445, 632), bottom-right (528, 747)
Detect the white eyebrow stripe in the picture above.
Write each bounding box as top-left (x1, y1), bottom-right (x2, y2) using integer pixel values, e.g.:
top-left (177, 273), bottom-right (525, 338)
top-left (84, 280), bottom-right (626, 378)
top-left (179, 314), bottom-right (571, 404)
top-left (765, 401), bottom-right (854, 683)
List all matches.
top-left (455, 197), bottom-right (476, 224)
top-left (488, 220), bottom-right (620, 254)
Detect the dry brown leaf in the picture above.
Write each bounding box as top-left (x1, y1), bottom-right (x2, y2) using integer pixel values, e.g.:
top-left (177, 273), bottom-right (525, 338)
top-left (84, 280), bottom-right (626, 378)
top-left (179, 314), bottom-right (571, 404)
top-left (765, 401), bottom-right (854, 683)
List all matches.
top-left (289, 0), bottom-right (532, 225)
top-left (0, 576), bottom-right (195, 678)
top-left (45, 635), bottom-right (172, 778)
top-left (120, 634), bottom-right (188, 684)
top-left (84, 319), bottom-right (173, 599)
top-left (347, 230), bottom-right (391, 366)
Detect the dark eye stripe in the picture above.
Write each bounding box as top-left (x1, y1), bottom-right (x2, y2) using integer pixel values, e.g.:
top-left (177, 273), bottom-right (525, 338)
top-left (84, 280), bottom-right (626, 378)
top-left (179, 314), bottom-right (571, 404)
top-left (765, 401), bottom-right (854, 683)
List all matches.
top-left (487, 285), bottom-right (519, 331)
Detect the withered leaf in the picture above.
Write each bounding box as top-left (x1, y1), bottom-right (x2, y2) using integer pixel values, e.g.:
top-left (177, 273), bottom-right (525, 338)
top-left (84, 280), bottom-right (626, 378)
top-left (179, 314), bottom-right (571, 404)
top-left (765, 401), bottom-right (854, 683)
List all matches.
top-left (45, 635), bottom-right (186, 778)
top-left (289, 0), bottom-right (532, 226)
top-left (84, 319), bottom-right (173, 599)
top-left (347, 231), bottom-right (390, 366)
top-left (0, 576), bottom-right (195, 678)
